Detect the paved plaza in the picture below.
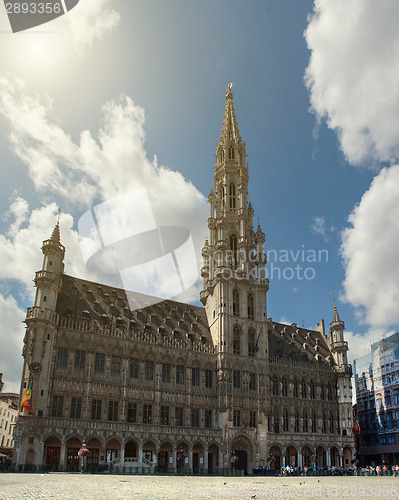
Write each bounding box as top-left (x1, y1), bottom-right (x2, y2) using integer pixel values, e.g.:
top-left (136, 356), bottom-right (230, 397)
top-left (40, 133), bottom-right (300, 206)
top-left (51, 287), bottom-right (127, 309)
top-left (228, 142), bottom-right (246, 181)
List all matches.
top-left (1, 474), bottom-right (399, 500)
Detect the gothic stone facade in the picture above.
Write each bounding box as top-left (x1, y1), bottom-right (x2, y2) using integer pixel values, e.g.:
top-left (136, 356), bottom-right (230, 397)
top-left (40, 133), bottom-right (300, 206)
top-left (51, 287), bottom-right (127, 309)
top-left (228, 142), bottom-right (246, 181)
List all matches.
top-left (13, 87), bottom-right (355, 474)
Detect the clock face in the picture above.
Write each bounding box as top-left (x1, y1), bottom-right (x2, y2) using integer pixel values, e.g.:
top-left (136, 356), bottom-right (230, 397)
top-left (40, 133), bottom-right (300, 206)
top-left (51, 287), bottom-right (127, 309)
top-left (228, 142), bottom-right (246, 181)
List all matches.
top-left (29, 362), bottom-right (42, 374)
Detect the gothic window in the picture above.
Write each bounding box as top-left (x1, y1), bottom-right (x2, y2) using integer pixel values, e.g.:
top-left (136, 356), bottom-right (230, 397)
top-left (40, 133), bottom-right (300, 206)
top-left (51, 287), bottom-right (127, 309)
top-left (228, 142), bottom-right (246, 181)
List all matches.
top-left (249, 372), bottom-right (256, 390)
top-left (175, 407), bottom-right (184, 426)
top-left (160, 406), bottom-right (169, 425)
top-left (329, 412), bottom-right (334, 433)
top-left (250, 411), bottom-right (256, 428)
top-left (327, 382), bottom-right (333, 401)
top-left (303, 410), bottom-right (308, 432)
top-left (247, 293), bottom-right (254, 320)
top-left (248, 328), bottom-right (256, 356)
top-left (95, 353), bottom-right (105, 373)
top-left (161, 363), bottom-right (170, 383)
top-left (111, 356), bottom-right (121, 376)
top-left (108, 401), bottom-right (119, 421)
top-left (320, 384), bottom-right (325, 400)
top-left (220, 186), bottom-right (225, 211)
top-left (232, 289), bottom-right (239, 317)
top-left (293, 378), bottom-right (298, 398)
top-left (233, 409), bottom-right (241, 427)
top-left (144, 360), bottom-right (154, 381)
top-left (322, 411), bottom-right (327, 433)
top-left (385, 391), bottom-right (392, 406)
top-left (205, 409), bottom-right (212, 428)
top-left (309, 380), bottom-right (315, 399)
top-left (143, 404), bottom-right (152, 424)
top-left (233, 370), bottom-right (241, 388)
top-left (294, 409), bottom-right (299, 432)
top-left (282, 377), bottom-right (288, 396)
top-left (50, 395), bottom-right (63, 417)
top-left (127, 402), bottom-right (137, 423)
top-left (230, 234), bottom-right (238, 266)
top-left (233, 324), bottom-right (241, 354)
top-left (70, 397), bottom-right (82, 419)
top-left (220, 149), bottom-right (225, 162)
top-left (205, 369), bottom-right (213, 388)
top-left (301, 379), bottom-right (307, 399)
top-left (191, 408), bottom-right (200, 427)
top-left (272, 375), bottom-right (279, 396)
top-left (74, 350), bottom-right (85, 371)
top-left (229, 146), bottom-right (235, 160)
top-left (273, 408), bottom-right (279, 433)
top-left (394, 389), bottom-right (399, 405)
top-left (56, 348), bottom-right (68, 369)
top-left (311, 410), bottom-right (316, 433)
top-left (91, 399), bottom-right (102, 420)
top-left (176, 365), bottom-right (185, 384)
top-left (191, 368), bottom-right (200, 387)
top-left (229, 184), bottom-right (236, 209)
top-left (283, 408), bottom-right (289, 431)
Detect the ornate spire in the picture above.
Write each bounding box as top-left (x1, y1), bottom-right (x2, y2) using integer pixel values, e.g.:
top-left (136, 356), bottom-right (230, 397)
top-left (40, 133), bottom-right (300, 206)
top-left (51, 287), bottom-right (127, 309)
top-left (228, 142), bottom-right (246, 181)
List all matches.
top-left (50, 221), bottom-right (61, 243)
top-left (333, 302), bottom-right (340, 323)
top-left (220, 83), bottom-right (242, 145)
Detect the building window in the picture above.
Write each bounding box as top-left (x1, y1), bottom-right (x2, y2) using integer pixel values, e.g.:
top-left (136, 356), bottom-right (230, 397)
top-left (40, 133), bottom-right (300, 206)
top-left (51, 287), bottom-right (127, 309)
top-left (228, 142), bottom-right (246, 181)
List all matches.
top-left (233, 370), bottom-right (241, 388)
top-left (248, 328), bottom-right (256, 356)
top-left (294, 409), bottom-right (299, 432)
top-left (327, 382), bottom-right (332, 401)
top-left (191, 408), bottom-right (200, 427)
top-left (387, 411), bottom-right (394, 430)
top-left (129, 359), bottom-right (139, 378)
top-left (282, 408), bottom-right (288, 431)
top-left (111, 356), bottom-right (121, 376)
top-left (322, 411), bottom-right (327, 433)
top-left (293, 378), bottom-right (298, 398)
top-left (388, 435), bottom-right (396, 443)
top-left (127, 403), bottom-right (137, 423)
top-left (229, 184), bottom-right (236, 209)
top-left (385, 391), bottom-right (392, 406)
top-left (108, 401), bottom-right (118, 421)
top-left (70, 397), bottom-right (82, 419)
top-left (320, 384), bottom-right (325, 400)
top-left (143, 404), bottom-right (152, 424)
top-left (74, 350), bottom-right (85, 371)
top-left (95, 353), bottom-right (105, 373)
top-left (229, 146), bottom-right (235, 160)
top-left (144, 361), bottom-right (154, 381)
top-left (162, 363), bottom-right (170, 383)
top-left (233, 410), bottom-right (241, 427)
top-left (205, 409), bottom-right (212, 428)
top-left (303, 410), bottom-right (308, 432)
top-left (56, 348), bottom-right (68, 369)
top-left (176, 365), bottom-right (185, 384)
top-left (233, 324), bottom-right (241, 354)
top-left (273, 408), bottom-right (279, 433)
top-left (282, 377), bottom-right (288, 397)
top-left (232, 289), bottom-right (239, 317)
top-left (329, 412), bottom-right (334, 434)
top-left (311, 411), bottom-right (316, 433)
top-left (192, 368), bottom-right (200, 387)
top-left (175, 407), bottom-right (184, 426)
top-left (249, 372), bottom-right (256, 391)
top-left (50, 395), bottom-right (64, 417)
top-left (376, 396), bottom-right (383, 409)
top-left (309, 380), bottom-right (315, 399)
top-left (160, 406), bottom-right (169, 425)
top-left (205, 369), bottom-right (213, 388)
top-left (250, 411), bottom-right (256, 428)
top-left (301, 379), bottom-right (307, 399)
top-left (220, 186), bottom-right (225, 212)
top-left (247, 294), bottom-right (254, 320)
top-left (272, 376), bottom-right (279, 396)
top-left (230, 234), bottom-right (238, 266)
top-left (91, 399), bottom-right (102, 420)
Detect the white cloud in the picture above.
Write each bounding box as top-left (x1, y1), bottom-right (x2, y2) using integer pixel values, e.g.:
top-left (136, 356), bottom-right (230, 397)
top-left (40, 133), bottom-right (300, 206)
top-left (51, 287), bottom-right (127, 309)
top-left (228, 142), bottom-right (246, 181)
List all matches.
top-left (341, 165), bottom-right (399, 327)
top-left (345, 328), bottom-right (392, 367)
top-left (0, 294), bottom-right (25, 393)
top-left (64, 0), bottom-right (120, 54)
top-left (311, 216), bottom-right (326, 238)
top-left (305, 0), bottom-right (399, 167)
top-left (0, 75), bottom-right (207, 303)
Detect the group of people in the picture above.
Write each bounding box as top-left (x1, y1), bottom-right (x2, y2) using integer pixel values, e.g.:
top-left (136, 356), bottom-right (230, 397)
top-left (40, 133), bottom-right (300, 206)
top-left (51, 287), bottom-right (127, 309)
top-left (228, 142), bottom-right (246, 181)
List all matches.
top-left (355, 464), bottom-right (399, 476)
top-left (279, 465), bottom-right (354, 476)
top-left (0, 457), bottom-right (12, 472)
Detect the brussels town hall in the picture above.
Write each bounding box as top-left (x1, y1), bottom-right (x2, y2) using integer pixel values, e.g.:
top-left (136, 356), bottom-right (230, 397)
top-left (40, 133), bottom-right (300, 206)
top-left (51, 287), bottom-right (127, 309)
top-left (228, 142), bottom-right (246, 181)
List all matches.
top-left (13, 86), bottom-right (355, 474)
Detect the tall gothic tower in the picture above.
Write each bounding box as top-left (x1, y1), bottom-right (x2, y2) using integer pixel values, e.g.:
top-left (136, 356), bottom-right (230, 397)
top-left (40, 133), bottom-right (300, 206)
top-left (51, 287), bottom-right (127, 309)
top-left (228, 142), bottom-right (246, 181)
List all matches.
top-left (200, 85), bottom-right (270, 457)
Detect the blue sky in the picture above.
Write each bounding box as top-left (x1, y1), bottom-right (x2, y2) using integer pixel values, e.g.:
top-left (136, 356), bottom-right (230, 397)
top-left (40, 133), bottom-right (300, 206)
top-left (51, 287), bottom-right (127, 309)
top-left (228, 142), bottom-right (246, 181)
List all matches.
top-left (1, 0), bottom-right (399, 392)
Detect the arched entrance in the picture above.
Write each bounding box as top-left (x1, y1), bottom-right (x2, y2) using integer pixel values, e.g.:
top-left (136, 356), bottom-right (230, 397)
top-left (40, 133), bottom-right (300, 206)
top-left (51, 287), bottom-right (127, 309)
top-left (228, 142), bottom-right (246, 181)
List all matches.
top-left (142, 439), bottom-right (156, 464)
top-left (25, 449), bottom-right (36, 471)
top-left (106, 438), bottom-right (121, 464)
top-left (330, 446), bottom-right (339, 467)
top-left (316, 446), bottom-right (326, 467)
top-left (208, 443), bottom-right (219, 474)
top-left (301, 446), bottom-right (312, 468)
top-left (176, 441), bottom-right (189, 473)
top-left (86, 437), bottom-right (101, 471)
top-left (285, 446), bottom-right (297, 467)
top-left (66, 437), bottom-right (82, 472)
top-left (231, 435), bottom-right (252, 475)
top-left (343, 447), bottom-right (352, 469)
top-left (269, 445), bottom-right (282, 471)
top-left (193, 442), bottom-right (204, 473)
top-left (44, 436), bottom-right (61, 471)
top-left (158, 441), bottom-right (173, 473)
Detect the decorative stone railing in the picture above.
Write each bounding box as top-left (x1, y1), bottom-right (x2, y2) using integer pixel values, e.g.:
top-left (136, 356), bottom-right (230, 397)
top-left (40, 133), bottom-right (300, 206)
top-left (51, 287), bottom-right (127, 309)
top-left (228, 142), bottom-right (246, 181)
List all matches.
top-left (26, 307), bottom-right (59, 324)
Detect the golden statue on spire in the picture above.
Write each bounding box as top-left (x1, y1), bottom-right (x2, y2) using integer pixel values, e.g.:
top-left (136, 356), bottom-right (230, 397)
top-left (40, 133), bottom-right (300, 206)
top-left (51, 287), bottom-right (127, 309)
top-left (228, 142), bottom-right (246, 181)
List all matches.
top-left (226, 83), bottom-right (233, 98)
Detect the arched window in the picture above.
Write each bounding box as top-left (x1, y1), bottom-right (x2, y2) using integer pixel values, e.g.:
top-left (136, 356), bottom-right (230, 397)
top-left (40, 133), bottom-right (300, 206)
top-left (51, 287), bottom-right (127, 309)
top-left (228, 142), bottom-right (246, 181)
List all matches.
top-left (301, 379), bottom-right (307, 399)
top-left (329, 412), bottom-right (334, 434)
top-left (232, 289), bottom-right (239, 317)
top-left (230, 234), bottom-right (238, 266)
top-left (294, 409), bottom-right (299, 432)
top-left (247, 294), bottom-right (254, 320)
top-left (229, 146), bottom-right (235, 160)
top-left (233, 324), bottom-right (240, 355)
top-left (309, 380), bottom-right (315, 399)
top-left (273, 407), bottom-right (279, 433)
top-left (220, 186), bottom-right (225, 211)
top-left (385, 390), bottom-right (391, 406)
top-left (282, 377), bottom-right (288, 397)
top-left (322, 411), bottom-right (327, 433)
top-left (311, 410), bottom-right (316, 433)
top-left (327, 382), bottom-right (332, 401)
top-left (220, 149), bottom-right (225, 162)
top-left (394, 388), bottom-right (399, 405)
top-left (303, 410), bottom-right (308, 433)
top-left (229, 184), bottom-right (236, 209)
top-left (320, 384), bottom-right (325, 400)
top-left (272, 375), bottom-right (279, 396)
top-left (248, 327), bottom-right (256, 356)
top-left (283, 408), bottom-right (289, 431)
top-left (293, 378), bottom-right (298, 398)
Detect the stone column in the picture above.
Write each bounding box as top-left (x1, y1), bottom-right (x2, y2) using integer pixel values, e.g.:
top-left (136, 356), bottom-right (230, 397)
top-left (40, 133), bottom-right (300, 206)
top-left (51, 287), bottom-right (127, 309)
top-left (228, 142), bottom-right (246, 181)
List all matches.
top-left (298, 451), bottom-right (302, 469)
top-left (326, 448), bottom-right (331, 467)
top-left (120, 440), bottom-right (125, 468)
top-left (189, 444), bottom-right (193, 473)
top-left (139, 442), bottom-right (143, 468)
top-left (204, 444), bottom-right (208, 473)
top-left (172, 443), bottom-right (177, 472)
top-left (59, 437), bottom-right (66, 472)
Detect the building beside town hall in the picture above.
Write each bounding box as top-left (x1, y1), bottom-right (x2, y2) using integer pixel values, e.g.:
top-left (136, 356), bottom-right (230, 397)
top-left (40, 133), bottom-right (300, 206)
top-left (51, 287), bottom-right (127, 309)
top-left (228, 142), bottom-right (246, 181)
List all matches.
top-left (354, 333), bottom-right (399, 466)
top-left (13, 86), bottom-right (355, 474)
top-left (0, 374), bottom-right (18, 457)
